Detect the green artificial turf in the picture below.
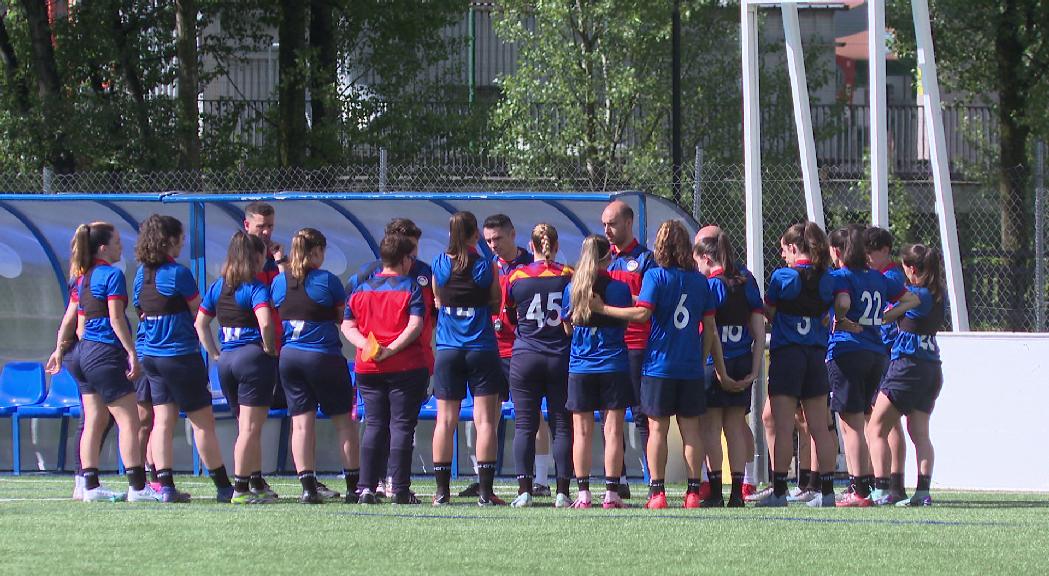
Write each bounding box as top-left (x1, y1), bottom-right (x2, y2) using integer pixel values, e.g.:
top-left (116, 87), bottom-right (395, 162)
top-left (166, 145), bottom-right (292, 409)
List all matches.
top-left (0, 475), bottom-right (1045, 575)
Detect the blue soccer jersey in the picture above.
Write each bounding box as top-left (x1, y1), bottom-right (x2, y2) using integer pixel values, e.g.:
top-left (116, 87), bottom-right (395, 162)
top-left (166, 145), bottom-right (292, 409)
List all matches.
top-left (765, 262), bottom-right (835, 349)
top-left (636, 267), bottom-right (715, 380)
top-left (828, 267), bottom-right (906, 358)
top-left (507, 261), bottom-right (573, 356)
top-left (133, 262), bottom-right (200, 357)
top-left (271, 269), bottom-right (346, 355)
top-left (199, 278), bottom-right (272, 351)
top-left (879, 263), bottom-right (907, 349)
top-left (707, 270), bottom-right (764, 363)
top-left (78, 260), bottom-right (130, 346)
top-left (562, 273), bottom-right (631, 374)
top-left (891, 286), bottom-right (943, 363)
top-left (432, 251), bottom-right (497, 351)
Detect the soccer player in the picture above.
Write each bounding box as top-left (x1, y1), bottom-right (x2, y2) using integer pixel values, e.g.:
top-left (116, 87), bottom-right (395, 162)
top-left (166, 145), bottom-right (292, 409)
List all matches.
top-left (601, 200), bottom-right (655, 498)
top-left (505, 224), bottom-right (574, 508)
top-left (693, 232), bottom-right (765, 507)
top-left (868, 244), bottom-right (945, 507)
top-left (562, 235), bottom-right (633, 509)
top-left (68, 222), bottom-right (157, 502)
top-left (827, 225), bottom-right (919, 507)
top-left (591, 220), bottom-right (734, 509)
top-left (271, 228), bottom-right (359, 504)
top-left (195, 231), bottom-right (280, 504)
top-left (133, 214), bottom-right (233, 502)
top-left (344, 234), bottom-right (428, 505)
top-left (758, 222), bottom-right (840, 508)
top-left (431, 211), bottom-right (506, 506)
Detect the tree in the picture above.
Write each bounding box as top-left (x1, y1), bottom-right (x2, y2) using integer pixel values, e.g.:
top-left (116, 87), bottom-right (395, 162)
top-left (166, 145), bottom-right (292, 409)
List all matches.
top-left (277, 0), bottom-right (307, 168)
top-left (176, 0), bottom-right (201, 170)
top-left (18, 0), bottom-right (75, 173)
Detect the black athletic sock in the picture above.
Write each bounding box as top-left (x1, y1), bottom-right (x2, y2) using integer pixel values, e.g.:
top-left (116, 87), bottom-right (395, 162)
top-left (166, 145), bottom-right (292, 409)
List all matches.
top-left (605, 476), bottom-right (619, 494)
top-left (249, 471), bottom-right (267, 492)
top-left (730, 472), bottom-right (744, 500)
top-left (127, 466), bottom-right (147, 491)
top-left (517, 475), bottom-right (533, 495)
top-left (576, 476), bottom-right (590, 493)
top-left (853, 475), bottom-right (871, 498)
top-left (773, 472), bottom-right (788, 497)
top-left (234, 475), bottom-right (251, 493)
top-left (708, 470), bottom-right (723, 499)
top-left (807, 469), bottom-right (822, 492)
top-left (649, 479), bottom-right (666, 496)
top-left (478, 461), bottom-right (497, 499)
top-left (891, 473), bottom-right (906, 495)
top-left (686, 478), bottom-right (702, 494)
top-left (820, 472), bottom-right (835, 496)
top-left (209, 466), bottom-right (232, 490)
top-left (298, 470), bottom-right (318, 494)
top-left (146, 463), bottom-right (159, 484)
top-left (343, 468), bottom-right (360, 494)
top-left (157, 468), bottom-right (176, 489)
top-left (556, 477), bottom-right (571, 497)
top-left (917, 474), bottom-right (932, 492)
top-left (434, 462), bottom-right (452, 498)
top-left (862, 475), bottom-right (875, 497)
top-left (798, 468), bottom-right (811, 490)
top-left (83, 468), bottom-right (101, 491)
top-left (875, 476), bottom-right (891, 491)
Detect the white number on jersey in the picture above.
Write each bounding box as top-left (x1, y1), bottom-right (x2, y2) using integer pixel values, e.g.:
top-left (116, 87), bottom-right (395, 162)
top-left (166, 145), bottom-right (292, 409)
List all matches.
top-left (221, 327), bottom-right (244, 342)
top-left (288, 320), bottom-right (305, 340)
top-left (796, 317), bottom-right (811, 336)
top-left (859, 291), bottom-right (884, 326)
top-left (673, 294), bottom-right (690, 329)
top-left (443, 307), bottom-right (476, 318)
top-left (918, 335), bottom-right (938, 352)
top-left (721, 325), bottom-right (744, 343)
top-left (525, 292), bottom-right (563, 327)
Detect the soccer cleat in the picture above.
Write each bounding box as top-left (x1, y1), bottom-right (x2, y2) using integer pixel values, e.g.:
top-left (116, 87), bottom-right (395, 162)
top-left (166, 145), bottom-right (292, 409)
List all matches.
top-left (807, 493), bottom-right (836, 508)
top-left (726, 495), bottom-right (745, 508)
top-left (216, 486), bottom-right (235, 503)
top-left (458, 482), bottom-right (481, 497)
top-left (478, 494), bottom-right (508, 507)
top-left (896, 492), bottom-right (933, 507)
top-left (617, 483), bottom-right (632, 500)
top-left (570, 490), bottom-right (592, 509)
top-left (701, 497), bottom-right (726, 508)
top-left (160, 486), bottom-right (192, 503)
top-left (316, 481), bottom-right (341, 500)
top-left (554, 493), bottom-right (572, 508)
top-left (250, 484), bottom-right (279, 500)
top-left (745, 485), bottom-right (774, 503)
top-left (82, 486), bottom-right (126, 502)
top-left (533, 483), bottom-right (552, 497)
top-left (393, 491), bottom-right (420, 505)
top-left (788, 489), bottom-right (819, 503)
top-left (300, 490), bottom-right (324, 505)
top-left (127, 485), bottom-right (162, 502)
top-left (358, 489), bottom-right (378, 505)
top-left (682, 492), bottom-right (702, 509)
top-left (698, 482), bottom-right (711, 501)
top-left (148, 481), bottom-right (163, 493)
top-left (510, 492), bottom-right (534, 508)
top-left (72, 475), bottom-right (85, 501)
top-left (344, 491), bottom-right (359, 504)
top-left (432, 493), bottom-right (451, 506)
top-left (835, 483), bottom-right (855, 503)
top-left (602, 491), bottom-right (628, 509)
top-left (741, 483), bottom-right (758, 499)
top-left (836, 492), bottom-right (873, 507)
top-left (753, 492), bottom-right (789, 507)
top-left (644, 492), bottom-right (668, 509)
top-left (375, 479), bottom-right (389, 498)
top-left (231, 490), bottom-right (273, 505)
top-left (873, 490), bottom-right (907, 506)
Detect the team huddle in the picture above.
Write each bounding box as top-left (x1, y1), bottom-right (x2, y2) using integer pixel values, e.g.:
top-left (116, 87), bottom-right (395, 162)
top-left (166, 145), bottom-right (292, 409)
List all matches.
top-left (45, 199), bottom-right (945, 509)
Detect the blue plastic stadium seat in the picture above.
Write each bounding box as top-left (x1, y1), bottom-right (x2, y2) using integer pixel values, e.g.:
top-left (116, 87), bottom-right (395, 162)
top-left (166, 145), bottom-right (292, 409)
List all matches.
top-left (14, 367), bottom-right (82, 473)
top-left (1, 362), bottom-right (48, 474)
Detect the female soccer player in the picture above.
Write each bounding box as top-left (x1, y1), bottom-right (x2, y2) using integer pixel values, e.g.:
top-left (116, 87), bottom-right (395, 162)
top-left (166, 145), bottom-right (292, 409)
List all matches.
top-left (195, 231), bottom-right (279, 504)
top-left (343, 234), bottom-right (428, 504)
top-left (271, 228), bottom-right (358, 504)
top-left (431, 211), bottom-right (505, 506)
top-left (868, 244), bottom-right (944, 507)
top-left (504, 224), bottom-right (574, 508)
top-left (133, 214), bottom-right (233, 503)
top-left (758, 222), bottom-right (839, 508)
top-left (693, 231), bottom-right (764, 507)
top-left (591, 220), bottom-right (734, 509)
top-left (68, 222), bottom-right (156, 502)
top-left (562, 235), bottom-right (633, 509)
top-left (827, 225), bottom-right (919, 507)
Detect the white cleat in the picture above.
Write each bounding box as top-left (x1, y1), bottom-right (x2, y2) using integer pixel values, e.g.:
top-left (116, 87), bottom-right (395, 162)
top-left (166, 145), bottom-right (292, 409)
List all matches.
top-left (83, 486), bottom-right (127, 502)
top-left (127, 485), bottom-right (162, 502)
top-left (510, 492), bottom-right (533, 508)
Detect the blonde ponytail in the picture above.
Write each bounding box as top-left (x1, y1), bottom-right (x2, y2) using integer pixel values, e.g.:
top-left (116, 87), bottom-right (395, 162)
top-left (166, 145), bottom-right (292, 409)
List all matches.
top-left (530, 223), bottom-right (558, 262)
top-left (289, 227), bottom-right (326, 281)
top-left (571, 235), bottom-right (611, 325)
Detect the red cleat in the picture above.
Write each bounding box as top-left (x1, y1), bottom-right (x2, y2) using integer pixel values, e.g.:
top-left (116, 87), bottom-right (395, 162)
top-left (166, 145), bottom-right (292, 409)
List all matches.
top-left (697, 481), bottom-right (711, 501)
top-left (683, 492), bottom-right (702, 509)
top-left (741, 483), bottom-right (757, 498)
top-left (644, 492), bottom-right (668, 509)
top-left (836, 492), bottom-right (873, 508)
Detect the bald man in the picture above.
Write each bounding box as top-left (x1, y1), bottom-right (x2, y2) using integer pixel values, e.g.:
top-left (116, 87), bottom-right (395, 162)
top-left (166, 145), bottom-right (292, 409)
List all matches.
top-left (695, 225), bottom-right (722, 245)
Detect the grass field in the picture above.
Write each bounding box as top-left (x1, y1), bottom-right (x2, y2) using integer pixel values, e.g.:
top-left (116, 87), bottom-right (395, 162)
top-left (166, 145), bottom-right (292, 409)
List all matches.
top-left (0, 475), bottom-right (1045, 576)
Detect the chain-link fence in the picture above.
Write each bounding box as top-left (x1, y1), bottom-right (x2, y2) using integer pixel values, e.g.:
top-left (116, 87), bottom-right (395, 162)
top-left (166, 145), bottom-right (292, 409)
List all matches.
top-left (2, 150), bottom-right (1045, 332)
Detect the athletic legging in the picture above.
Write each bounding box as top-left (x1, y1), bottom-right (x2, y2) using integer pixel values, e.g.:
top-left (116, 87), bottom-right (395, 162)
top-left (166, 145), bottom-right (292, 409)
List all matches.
top-left (509, 351), bottom-right (573, 482)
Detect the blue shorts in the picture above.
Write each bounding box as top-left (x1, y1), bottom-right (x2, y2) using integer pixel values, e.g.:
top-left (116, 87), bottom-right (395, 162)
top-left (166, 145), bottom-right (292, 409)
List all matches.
top-left (433, 348), bottom-right (506, 401)
top-left (279, 348), bottom-right (354, 417)
top-left (567, 371), bottom-right (633, 412)
top-left (828, 350), bottom-right (887, 415)
top-left (141, 354), bottom-right (212, 413)
top-left (218, 343), bottom-right (276, 410)
top-left (134, 372), bottom-right (153, 405)
top-left (509, 351), bottom-right (569, 414)
top-left (640, 375), bottom-right (706, 418)
top-left (62, 340), bottom-right (87, 386)
top-left (705, 353), bottom-right (754, 412)
top-left (880, 357), bottom-right (942, 415)
top-left (768, 345), bottom-right (830, 399)
top-left (78, 340), bottom-right (136, 405)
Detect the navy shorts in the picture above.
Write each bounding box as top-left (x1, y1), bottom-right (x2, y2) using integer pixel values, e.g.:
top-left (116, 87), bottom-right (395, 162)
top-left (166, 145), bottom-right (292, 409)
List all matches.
top-left (768, 345), bottom-right (830, 399)
top-left (640, 375), bottom-right (706, 418)
top-left (628, 348), bottom-right (645, 413)
top-left (141, 354), bottom-right (212, 413)
top-left (433, 348), bottom-right (506, 400)
top-left (880, 357), bottom-right (942, 415)
top-left (705, 353), bottom-right (754, 412)
top-left (218, 343), bottom-right (276, 409)
top-left (509, 351), bottom-right (569, 412)
top-left (279, 348), bottom-right (354, 417)
top-left (828, 350), bottom-right (887, 415)
top-left (567, 371), bottom-right (633, 412)
top-left (78, 340), bottom-right (136, 405)
top-left (500, 357), bottom-right (512, 402)
top-left (62, 340), bottom-right (87, 386)
top-left (134, 372), bottom-right (152, 404)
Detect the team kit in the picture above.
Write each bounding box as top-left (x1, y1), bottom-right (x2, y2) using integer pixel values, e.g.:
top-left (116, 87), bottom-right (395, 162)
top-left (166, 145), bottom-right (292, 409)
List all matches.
top-left (46, 199), bottom-right (945, 509)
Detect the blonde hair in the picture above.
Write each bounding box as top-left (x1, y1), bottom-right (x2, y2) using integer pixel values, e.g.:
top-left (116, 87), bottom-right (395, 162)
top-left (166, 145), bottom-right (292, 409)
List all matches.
top-left (289, 227), bottom-right (326, 281)
top-left (530, 223), bottom-right (558, 261)
top-left (571, 235), bottom-right (611, 325)
top-left (69, 221), bottom-right (115, 280)
top-left (653, 220), bottom-right (694, 270)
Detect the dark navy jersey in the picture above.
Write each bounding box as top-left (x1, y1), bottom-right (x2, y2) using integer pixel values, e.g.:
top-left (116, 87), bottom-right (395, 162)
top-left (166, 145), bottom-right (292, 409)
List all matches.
top-left (493, 247), bottom-right (534, 358)
top-left (199, 278), bottom-right (271, 351)
top-left (765, 262), bottom-right (835, 349)
top-left (432, 250), bottom-right (497, 351)
top-left (892, 286), bottom-right (943, 363)
top-left (828, 267), bottom-right (906, 358)
top-left (133, 262), bottom-right (200, 357)
top-left (607, 239), bottom-right (655, 350)
top-left (637, 267), bottom-right (715, 380)
top-left (78, 260), bottom-right (129, 347)
top-left (349, 258), bottom-right (436, 372)
top-left (271, 269), bottom-right (346, 356)
top-left (707, 270), bottom-right (764, 363)
top-left (507, 261), bottom-right (573, 356)
top-left (346, 274), bottom-right (426, 374)
top-left (879, 264), bottom-right (907, 349)
top-left (562, 273), bottom-right (631, 373)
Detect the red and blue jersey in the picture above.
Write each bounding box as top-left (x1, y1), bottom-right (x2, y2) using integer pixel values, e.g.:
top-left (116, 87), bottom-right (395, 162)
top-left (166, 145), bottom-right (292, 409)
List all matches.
top-left (271, 269), bottom-right (346, 356)
top-left (258, 256), bottom-right (280, 286)
top-left (348, 258), bottom-right (436, 372)
top-left (765, 262), bottom-right (835, 349)
top-left (132, 262), bottom-right (200, 357)
top-left (346, 274), bottom-right (426, 374)
top-left (707, 270), bottom-right (764, 363)
top-left (891, 286), bottom-right (943, 363)
top-left (828, 267), bottom-right (906, 358)
top-left (879, 263), bottom-right (907, 349)
top-left (507, 261), bottom-right (573, 356)
top-left (77, 259), bottom-right (129, 346)
top-left (637, 267), bottom-right (715, 380)
top-left (607, 239), bottom-right (655, 350)
top-left (561, 273), bottom-right (631, 373)
top-left (199, 278), bottom-right (271, 351)
top-left (493, 247), bottom-right (533, 358)
top-left (432, 251), bottom-right (497, 351)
